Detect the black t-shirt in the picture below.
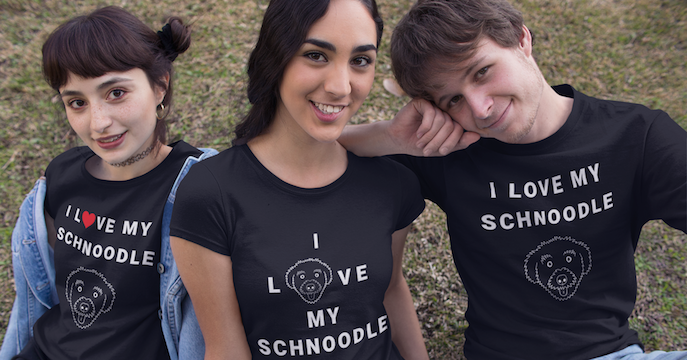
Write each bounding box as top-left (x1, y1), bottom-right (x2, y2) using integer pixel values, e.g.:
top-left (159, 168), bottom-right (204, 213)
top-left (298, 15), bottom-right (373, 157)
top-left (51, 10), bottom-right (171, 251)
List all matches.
top-left (170, 144), bottom-right (425, 359)
top-left (393, 85), bottom-right (687, 359)
top-left (34, 141), bottom-right (201, 360)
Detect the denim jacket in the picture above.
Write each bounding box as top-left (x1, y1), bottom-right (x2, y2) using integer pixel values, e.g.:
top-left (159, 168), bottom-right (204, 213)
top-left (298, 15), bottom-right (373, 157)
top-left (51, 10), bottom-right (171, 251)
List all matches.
top-left (0, 147), bottom-right (218, 360)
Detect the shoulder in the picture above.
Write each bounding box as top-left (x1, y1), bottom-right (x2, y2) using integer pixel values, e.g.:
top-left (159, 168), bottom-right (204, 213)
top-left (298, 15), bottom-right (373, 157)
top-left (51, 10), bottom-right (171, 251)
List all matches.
top-left (179, 146), bottom-right (245, 187)
top-left (347, 153), bottom-right (420, 185)
top-left (567, 85), bottom-right (667, 124)
top-left (45, 146), bottom-right (93, 178)
top-left (170, 140), bottom-right (203, 156)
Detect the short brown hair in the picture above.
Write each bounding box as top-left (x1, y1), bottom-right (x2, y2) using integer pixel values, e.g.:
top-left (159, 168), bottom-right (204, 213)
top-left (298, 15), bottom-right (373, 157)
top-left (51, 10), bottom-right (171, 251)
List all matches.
top-left (42, 6), bottom-right (191, 145)
top-left (391, 0), bottom-right (524, 99)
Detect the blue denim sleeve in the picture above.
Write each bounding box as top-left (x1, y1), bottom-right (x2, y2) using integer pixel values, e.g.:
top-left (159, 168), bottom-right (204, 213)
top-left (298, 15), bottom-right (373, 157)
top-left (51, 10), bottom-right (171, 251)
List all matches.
top-left (1, 178), bottom-right (57, 360)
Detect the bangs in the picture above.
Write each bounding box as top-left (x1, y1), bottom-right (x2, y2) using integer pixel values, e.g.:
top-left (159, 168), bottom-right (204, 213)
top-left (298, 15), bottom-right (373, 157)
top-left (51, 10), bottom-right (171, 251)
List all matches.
top-left (43, 13), bottom-right (156, 91)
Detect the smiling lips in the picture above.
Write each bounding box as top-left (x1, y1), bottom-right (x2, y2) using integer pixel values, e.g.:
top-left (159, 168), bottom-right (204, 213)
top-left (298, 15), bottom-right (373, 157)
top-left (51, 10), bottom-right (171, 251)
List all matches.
top-left (95, 132), bottom-right (126, 149)
top-left (312, 101), bottom-right (344, 115)
top-left (483, 100), bottom-right (512, 130)
top-left (97, 134), bottom-right (123, 143)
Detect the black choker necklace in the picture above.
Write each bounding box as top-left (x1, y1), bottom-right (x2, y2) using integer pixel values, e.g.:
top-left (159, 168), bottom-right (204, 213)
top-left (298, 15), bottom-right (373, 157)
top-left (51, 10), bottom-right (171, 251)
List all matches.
top-left (108, 143), bottom-right (156, 167)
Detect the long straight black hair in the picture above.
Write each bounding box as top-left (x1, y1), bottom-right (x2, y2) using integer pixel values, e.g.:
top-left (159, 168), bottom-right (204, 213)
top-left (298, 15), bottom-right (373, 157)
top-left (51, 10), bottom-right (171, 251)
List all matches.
top-left (233, 0), bottom-right (383, 145)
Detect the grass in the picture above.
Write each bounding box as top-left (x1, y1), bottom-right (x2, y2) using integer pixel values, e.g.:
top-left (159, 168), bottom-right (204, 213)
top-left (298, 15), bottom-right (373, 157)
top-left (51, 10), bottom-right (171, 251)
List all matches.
top-left (0, 0), bottom-right (686, 357)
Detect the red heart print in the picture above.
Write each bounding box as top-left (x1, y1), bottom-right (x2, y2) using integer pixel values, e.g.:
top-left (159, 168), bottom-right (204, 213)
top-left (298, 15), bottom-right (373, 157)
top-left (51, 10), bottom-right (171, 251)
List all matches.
top-left (82, 211), bottom-right (96, 229)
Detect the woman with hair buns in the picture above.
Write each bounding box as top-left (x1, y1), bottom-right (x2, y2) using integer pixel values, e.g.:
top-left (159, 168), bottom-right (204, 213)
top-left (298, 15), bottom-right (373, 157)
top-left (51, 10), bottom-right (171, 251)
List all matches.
top-left (0, 6), bottom-right (215, 360)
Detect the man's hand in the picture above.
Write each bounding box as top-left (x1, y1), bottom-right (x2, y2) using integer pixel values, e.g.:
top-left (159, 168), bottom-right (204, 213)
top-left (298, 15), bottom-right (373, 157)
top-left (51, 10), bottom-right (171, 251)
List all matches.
top-left (389, 98), bottom-right (480, 156)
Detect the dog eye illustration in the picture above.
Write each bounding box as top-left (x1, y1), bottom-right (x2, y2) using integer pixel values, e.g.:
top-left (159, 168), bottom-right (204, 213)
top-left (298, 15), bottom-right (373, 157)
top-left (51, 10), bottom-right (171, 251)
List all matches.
top-left (93, 291), bottom-right (99, 298)
top-left (566, 255), bottom-right (573, 263)
top-left (314, 272), bottom-right (320, 278)
top-left (546, 260), bottom-right (553, 268)
top-left (299, 274), bottom-right (305, 279)
top-left (77, 285), bottom-right (83, 292)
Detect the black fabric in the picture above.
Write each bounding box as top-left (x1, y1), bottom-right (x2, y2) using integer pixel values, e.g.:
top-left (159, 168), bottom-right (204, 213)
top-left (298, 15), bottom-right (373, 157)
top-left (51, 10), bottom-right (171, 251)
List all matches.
top-left (13, 338), bottom-right (48, 360)
top-left (35, 141), bottom-right (200, 360)
top-left (393, 85), bottom-right (687, 360)
top-left (171, 144), bottom-right (424, 359)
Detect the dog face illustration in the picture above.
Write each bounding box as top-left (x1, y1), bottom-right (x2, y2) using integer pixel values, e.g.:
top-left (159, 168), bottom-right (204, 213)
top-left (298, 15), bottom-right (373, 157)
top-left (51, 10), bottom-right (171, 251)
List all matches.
top-left (524, 236), bottom-right (591, 301)
top-left (65, 267), bottom-right (116, 329)
top-left (285, 258), bottom-right (333, 304)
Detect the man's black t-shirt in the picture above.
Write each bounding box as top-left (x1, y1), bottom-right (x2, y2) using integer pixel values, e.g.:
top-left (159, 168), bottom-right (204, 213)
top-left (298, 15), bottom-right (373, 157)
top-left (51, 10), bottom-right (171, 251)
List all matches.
top-left (394, 85), bottom-right (687, 359)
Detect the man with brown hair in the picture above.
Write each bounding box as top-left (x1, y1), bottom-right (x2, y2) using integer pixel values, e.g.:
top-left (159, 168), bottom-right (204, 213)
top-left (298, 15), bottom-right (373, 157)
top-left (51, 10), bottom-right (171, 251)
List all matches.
top-left (339, 0), bottom-right (687, 358)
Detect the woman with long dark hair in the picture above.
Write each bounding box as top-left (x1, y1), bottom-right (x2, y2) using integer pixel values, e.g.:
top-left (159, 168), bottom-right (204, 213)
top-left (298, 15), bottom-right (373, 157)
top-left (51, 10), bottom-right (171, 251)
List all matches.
top-left (170, 0), bottom-right (429, 359)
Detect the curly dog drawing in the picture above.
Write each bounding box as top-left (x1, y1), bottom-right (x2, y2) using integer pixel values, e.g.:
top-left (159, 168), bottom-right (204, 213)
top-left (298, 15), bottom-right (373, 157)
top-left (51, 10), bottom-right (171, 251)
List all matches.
top-left (285, 258), bottom-right (333, 304)
top-left (65, 267), bottom-right (116, 329)
top-left (524, 236), bottom-right (592, 301)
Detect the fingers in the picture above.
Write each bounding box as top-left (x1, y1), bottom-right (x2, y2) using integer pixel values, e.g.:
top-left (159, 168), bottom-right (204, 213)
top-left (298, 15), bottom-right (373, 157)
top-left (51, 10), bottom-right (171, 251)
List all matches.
top-left (412, 99), bottom-right (478, 156)
top-left (413, 99), bottom-right (443, 141)
top-left (418, 111), bottom-right (457, 156)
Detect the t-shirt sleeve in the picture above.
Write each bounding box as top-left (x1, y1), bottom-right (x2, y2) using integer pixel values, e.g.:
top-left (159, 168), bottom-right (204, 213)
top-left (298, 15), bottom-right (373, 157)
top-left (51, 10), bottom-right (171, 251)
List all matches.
top-left (392, 161), bottom-right (426, 231)
top-left (388, 154), bottom-right (448, 209)
top-left (640, 111), bottom-right (687, 233)
top-left (170, 162), bottom-right (233, 256)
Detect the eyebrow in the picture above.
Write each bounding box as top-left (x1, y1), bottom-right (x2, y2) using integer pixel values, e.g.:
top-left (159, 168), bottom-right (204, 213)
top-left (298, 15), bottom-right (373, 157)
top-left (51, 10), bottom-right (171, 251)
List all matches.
top-left (304, 38), bottom-right (377, 54)
top-left (60, 77), bottom-right (133, 98)
top-left (436, 54), bottom-right (488, 105)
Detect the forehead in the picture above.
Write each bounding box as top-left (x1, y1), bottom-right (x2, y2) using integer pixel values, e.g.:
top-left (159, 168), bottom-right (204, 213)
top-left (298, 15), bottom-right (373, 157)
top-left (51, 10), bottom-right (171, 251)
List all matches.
top-left (307, 0), bottom-right (376, 44)
top-left (61, 68), bottom-right (149, 92)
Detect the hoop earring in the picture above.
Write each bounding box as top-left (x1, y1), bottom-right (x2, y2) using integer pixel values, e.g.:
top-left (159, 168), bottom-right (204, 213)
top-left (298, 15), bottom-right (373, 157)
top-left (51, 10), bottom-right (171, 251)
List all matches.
top-left (156, 103), bottom-right (166, 120)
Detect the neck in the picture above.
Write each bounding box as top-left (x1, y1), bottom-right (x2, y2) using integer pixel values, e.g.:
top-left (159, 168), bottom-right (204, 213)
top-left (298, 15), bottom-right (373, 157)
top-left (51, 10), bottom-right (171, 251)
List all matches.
top-left (539, 85), bottom-right (574, 139)
top-left (521, 80), bottom-right (574, 144)
top-left (247, 121), bottom-right (348, 189)
top-left (87, 142), bottom-right (172, 181)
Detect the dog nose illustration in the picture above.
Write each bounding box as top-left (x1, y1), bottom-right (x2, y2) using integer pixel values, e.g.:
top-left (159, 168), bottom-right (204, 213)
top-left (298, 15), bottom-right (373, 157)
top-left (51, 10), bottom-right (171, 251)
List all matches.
top-left (79, 302), bottom-right (91, 312)
top-left (556, 274), bottom-right (569, 286)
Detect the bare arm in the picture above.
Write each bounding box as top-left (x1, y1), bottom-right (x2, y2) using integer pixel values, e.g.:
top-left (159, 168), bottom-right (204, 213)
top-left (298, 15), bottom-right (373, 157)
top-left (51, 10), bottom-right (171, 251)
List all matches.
top-left (339, 98), bottom-right (479, 157)
top-left (383, 226), bottom-right (429, 360)
top-left (170, 236), bottom-right (251, 360)
top-left (45, 210), bottom-right (57, 249)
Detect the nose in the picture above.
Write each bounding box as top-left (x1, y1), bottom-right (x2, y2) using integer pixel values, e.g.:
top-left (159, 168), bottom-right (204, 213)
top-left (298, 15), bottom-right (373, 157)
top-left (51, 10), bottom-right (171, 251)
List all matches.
top-left (556, 274), bottom-right (568, 286)
top-left (465, 91), bottom-right (493, 121)
top-left (323, 62), bottom-right (351, 98)
top-left (90, 103), bottom-right (113, 133)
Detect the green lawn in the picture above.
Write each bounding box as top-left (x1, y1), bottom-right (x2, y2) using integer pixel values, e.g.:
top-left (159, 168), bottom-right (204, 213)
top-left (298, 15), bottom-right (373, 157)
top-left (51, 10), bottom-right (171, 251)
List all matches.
top-left (1, 0), bottom-right (685, 358)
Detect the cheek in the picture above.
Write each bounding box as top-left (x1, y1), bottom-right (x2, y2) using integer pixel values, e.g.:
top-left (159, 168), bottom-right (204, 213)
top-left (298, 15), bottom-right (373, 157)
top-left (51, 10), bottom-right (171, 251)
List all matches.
top-left (350, 72), bottom-right (375, 105)
top-left (450, 109), bottom-right (477, 131)
top-left (66, 114), bottom-right (91, 136)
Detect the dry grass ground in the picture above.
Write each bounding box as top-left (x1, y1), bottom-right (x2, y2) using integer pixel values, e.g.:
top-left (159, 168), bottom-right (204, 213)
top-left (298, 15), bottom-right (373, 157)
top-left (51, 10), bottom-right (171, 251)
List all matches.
top-left (0, 0), bottom-right (685, 358)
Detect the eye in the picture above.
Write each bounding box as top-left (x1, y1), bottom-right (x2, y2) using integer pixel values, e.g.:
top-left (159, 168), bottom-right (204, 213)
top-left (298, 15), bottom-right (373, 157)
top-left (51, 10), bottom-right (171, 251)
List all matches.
top-left (314, 272), bottom-right (320, 278)
top-left (475, 66), bottom-right (489, 79)
top-left (107, 89), bottom-right (126, 101)
top-left (566, 255), bottom-right (573, 263)
top-left (351, 56), bottom-right (372, 67)
top-left (299, 274), bottom-right (305, 279)
top-left (67, 99), bottom-right (86, 110)
top-left (546, 261), bottom-right (553, 268)
top-left (77, 285), bottom-right (83, 292)
top-left (93, 291), bottom-right (99, 298)
top-left (305, 52), bottom-right (327, 63)
top-left (448, 95), bottom-right (463, 107)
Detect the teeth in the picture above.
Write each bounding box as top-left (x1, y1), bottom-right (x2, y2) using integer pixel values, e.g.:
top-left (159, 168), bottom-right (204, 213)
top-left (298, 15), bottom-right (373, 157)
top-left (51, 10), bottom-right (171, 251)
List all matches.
top-left (313, 101), bottom-right (343, 115)
top-left (99, 134), bottom-right (122, 143)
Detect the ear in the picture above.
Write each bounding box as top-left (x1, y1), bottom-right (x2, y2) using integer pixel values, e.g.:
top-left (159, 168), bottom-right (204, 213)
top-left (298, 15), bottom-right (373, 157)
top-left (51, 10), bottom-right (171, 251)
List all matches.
top-left (156, 73), bottom-right (170, 104)
top-left (518, 25), bottom-right (534, 59)
top-left (524, 249), bottom-right (540, 284)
